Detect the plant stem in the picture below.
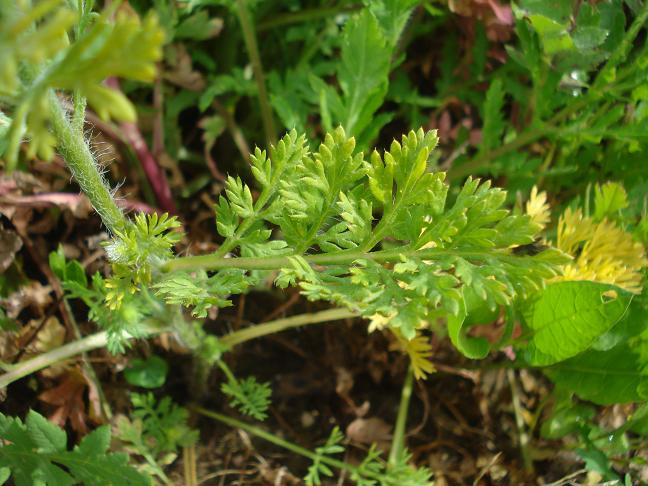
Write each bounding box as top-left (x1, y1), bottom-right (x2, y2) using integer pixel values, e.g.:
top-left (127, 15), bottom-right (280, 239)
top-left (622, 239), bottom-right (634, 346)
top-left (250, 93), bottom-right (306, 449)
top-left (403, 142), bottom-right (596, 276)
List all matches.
top-left (193, 406), bottom-right (383, 481)
top-left (71, 90), bottom-right (86, 135)
top-left (0, 308), bottom-right (356, 389)
top-left (49, 91), bottom-right (127, 233)
top-left (388, 364), bottom-right (414, 465)
top-left (507, 369), bottom-right (533, 473)
top-left (0, 332), bottom-right (109, 389)
top-left (161, 245), bottom-right (543, 273)
top-left (220, 307), bottom-right (357, 347)
top-left (236, 0), bottom-right (276, 146)
top-left (257, 4), bottom-right (362, 31)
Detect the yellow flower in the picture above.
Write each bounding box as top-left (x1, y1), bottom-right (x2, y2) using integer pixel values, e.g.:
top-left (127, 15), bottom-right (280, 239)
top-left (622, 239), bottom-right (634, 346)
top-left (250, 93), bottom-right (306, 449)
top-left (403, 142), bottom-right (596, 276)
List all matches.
top-left (390, 330), bottom-right (436, 380)
top-left (526, 186), bottom-right (551, 229)
top-left (555, 208), bottom-right (647, 293)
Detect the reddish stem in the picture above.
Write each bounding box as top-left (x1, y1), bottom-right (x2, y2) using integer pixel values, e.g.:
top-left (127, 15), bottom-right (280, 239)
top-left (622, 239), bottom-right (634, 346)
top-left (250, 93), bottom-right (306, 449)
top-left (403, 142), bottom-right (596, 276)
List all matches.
top-left (105, 78), bottom-right (177, 214)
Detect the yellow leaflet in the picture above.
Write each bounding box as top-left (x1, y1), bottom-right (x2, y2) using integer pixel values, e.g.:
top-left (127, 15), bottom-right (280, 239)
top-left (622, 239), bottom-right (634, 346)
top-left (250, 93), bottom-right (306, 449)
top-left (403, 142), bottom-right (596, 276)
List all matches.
top-left (555, 208), bottom-right (647, 294)
top-left (390, 330), bottom-right (436, 380)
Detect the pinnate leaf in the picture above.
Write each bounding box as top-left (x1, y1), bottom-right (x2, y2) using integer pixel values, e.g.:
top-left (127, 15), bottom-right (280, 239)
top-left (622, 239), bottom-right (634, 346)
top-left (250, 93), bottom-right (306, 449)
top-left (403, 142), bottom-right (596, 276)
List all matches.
top-left (0, 411), bottom-right (148, 486)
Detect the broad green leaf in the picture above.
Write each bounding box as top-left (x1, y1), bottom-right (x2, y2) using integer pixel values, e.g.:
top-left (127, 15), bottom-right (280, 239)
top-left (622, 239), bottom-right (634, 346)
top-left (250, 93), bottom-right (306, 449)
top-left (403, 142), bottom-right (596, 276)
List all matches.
top-left (124, 355), bottom-right (169, 389)
top-left (628, 403), bottom-right (648, 435)
top-left (447, 297), bottom-right (490, 359)
top-left (524, 281), bottom-right (632, 366)
top-left (545, 343), bottom-right (648, 404)
top-left (540, 402), bottom-right (596, 439)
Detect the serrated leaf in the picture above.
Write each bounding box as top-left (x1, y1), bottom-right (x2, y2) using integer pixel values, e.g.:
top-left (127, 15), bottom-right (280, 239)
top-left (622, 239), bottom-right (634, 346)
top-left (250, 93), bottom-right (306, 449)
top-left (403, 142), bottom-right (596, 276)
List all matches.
top-left (0, 411), bottom-right (147, 486)
top-left (524, 281), bottom-right (633, 366)
top-left (593, 181), bottom-right (628, 221)
top-left (479, 78), bottom-right (505, 154)
top-left (26, 411), bottom-right (67, 454)
top-left (338, 10), bottom-right (391, 138)
top-left (76, 426), bottom-right (110, 456)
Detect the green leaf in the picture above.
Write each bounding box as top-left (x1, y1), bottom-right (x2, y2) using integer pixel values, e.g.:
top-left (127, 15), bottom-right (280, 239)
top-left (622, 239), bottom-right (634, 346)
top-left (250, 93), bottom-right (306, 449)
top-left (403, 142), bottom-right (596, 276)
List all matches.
top-left (594, 181), bottom-right (628, 221)
top-left (0, 467), bottom-right (10, 485)
top-left (523, 281), bottom-right (632, 366)
top-left (479, 78), bottom-right (505, 154)
top-left (174, 10), bottom-right (222, 40)
top-left (573, 26), bottom-right (609, 51)
top-left (541, 402), bottom-right (596, 439)
top-left (337, 10), bottom-right (391, 139)
top-left (628, 402), bottom-right (648, 435)
top-left (0, 411), bottom-right (148, 486)
top-left (366, 0), bottom-right (418, 48)
top-left (545, 343), bottom-right (648, 405)
top-left (65, 260), bottom-right (88, 287)
top-left (221, 376), bottom-right (272, 421)
top-left (49, 246), bottom-right (67, 281)
top-left (124, 356), bottom-right (169, 389)
top-left (26, 410), bottom-right (67, 454)
top-left (447, 296), bottom-right (490, 359)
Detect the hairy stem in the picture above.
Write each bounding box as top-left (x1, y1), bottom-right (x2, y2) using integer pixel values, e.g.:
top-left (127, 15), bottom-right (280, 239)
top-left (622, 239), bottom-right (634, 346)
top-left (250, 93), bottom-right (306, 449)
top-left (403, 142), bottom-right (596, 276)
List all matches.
top-left (388, 364), bottom-right (414, 465)
top-left (71, 91), bottom-right (86, 135)
top-left (49, 91), bottom-right (127, 233)
top-left (236, 0), bottom-right (276, 145)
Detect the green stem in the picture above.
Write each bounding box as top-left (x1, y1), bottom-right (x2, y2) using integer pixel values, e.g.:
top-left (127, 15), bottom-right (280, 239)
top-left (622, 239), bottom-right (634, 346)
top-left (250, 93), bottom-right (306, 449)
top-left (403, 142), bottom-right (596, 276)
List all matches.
top-left (388, 365), bottom-right (414, 465)
top-left (236, 0), bottom-right (276, 146)
top-left (257, 4), bottom-right (362, 31)
top-left (49, 91), bottom-right (127, 233)
top-left (161, 245), bottom-right (527, 273)
top-left (71, 90), bottom-right (87, 135)
top-left (220, 307), bottom-right (357, 347)
top-left (193, 407), bottom-right (383, 481)
top-left (0, 308), bottom-right (356, 389)
top-left (0, 332), bottom-right (110, 389)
